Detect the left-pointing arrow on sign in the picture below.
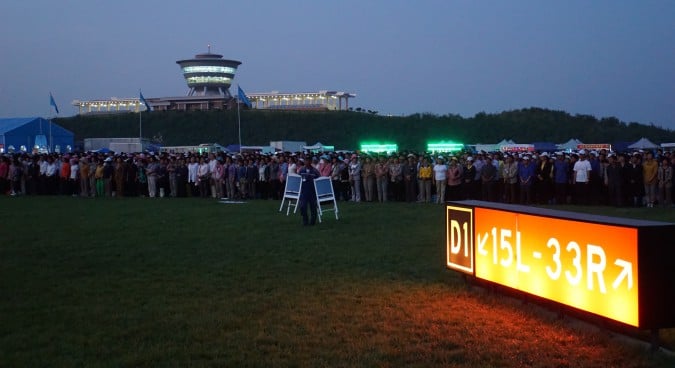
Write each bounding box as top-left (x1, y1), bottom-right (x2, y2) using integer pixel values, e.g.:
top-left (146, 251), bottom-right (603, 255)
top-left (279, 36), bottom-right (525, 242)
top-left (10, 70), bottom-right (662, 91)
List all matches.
top-left (612, 259), bottom-right (633, 290)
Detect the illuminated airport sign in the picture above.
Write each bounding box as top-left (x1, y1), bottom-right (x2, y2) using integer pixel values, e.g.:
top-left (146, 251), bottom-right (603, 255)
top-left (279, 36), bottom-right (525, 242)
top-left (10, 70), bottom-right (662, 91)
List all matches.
top-left (446, 201), bottom-right (675, 329)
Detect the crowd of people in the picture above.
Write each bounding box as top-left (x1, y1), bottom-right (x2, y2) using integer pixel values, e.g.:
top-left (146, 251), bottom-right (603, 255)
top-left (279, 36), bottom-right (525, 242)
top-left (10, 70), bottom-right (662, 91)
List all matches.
top-left (0, 147), bottom-right (672, 208)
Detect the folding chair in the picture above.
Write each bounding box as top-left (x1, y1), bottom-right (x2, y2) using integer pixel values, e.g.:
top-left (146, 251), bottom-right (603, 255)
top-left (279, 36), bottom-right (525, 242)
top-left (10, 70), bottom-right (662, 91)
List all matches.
top-left (279, 174), bottom-right (302, 215)
top-left (313, 176), bottom-right (339, 223)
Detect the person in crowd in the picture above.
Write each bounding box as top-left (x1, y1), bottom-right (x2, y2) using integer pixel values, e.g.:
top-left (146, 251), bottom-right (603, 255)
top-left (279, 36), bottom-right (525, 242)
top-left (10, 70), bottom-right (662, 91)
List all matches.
top-left (175, 157), bottom-right (187, 197)
top-left (226, 156), bottom-right (237, 199)
top-left (103, 157), bottom-right (114, 197)
top-left (246, 158), bottom-right (258, 199)
top-left (114, 157), bottom-right (125, 197)
top-left (297, 157), bottom-right (320, 226)
top-left (330, 156), bottom-right (344, 201)
top-left (79, 156), bottom-right (90, 197)
top-left (8, 157), bottom-right (23, 196)
top-left (552, 153), bottom-right (569, 205)
top-left (626, 153), bottom-right (644, 207)
top-left (417, 157), bottom-right (432, 203)
top-left (69, 157), bottom-right (80, 197)
top-left (94, 159), bottom-right (105, 197)
top-left (402, 154), bottom-right (417, 202)
top-left (145, 156), bottom-right (158, 198)
top-left (236, 157), bottom-right (247, 199)
top-left (604, 153), bottom-right (623, 206)
top-left (24, 156), bottom-right (39, 195)
top-left (480, 155), bottom-right (497, 202)
top-left (432, 156), bottom-right (448, 204)
top-left (136, 157), bottom-right (148, 197)
top-left (389, 156), bottom-right (404, 201)
top-left (212, 156), bottom-right (224, 199)
top-left (642, 151), bottom-right (658, 207)
top-left (572, 151), bottom-right (592, 205)
top-left (588, 151), bottom-right (603, 205)
top-left (88, 156), bottom-right (97, 197)
top-left (0, 156), bottom-right (10, 195)
top-left (168, 156), bottom-right (178, 198)
top-left (319, 156), bottom-right (332, 178)
top-left (267, 156), bottom-right (280, 200)
top-left (348, 154), bottom-right (362, 202)
top-left (257, 157), bottom-right (269, 199)
top-left (198, 156), bottom-right (211, 199)
top-left (187, 155), bottom-right (199, 197)
top-left (534, 152), bottom-right (553, 204)
top-left (501, 154), bottom-right (518, 204)
top-left (446, 156), bottom-right (463, 201)
top-left (462, 157), bottom-right (476, 199)
top-left (208, 153), bottom-right (218, 199)
top-left (657, 156), bottom-right (672, 207)
top-left (339, 157), bottom-right (351, 201)
top-left (518, 155), bottom-right (535, 205)
top-left (373, 156), bottom-right (388, 203)
top-left (361, 156), bottom-right (376, 202)
top-left (59, 156), bottom-right (70, 195)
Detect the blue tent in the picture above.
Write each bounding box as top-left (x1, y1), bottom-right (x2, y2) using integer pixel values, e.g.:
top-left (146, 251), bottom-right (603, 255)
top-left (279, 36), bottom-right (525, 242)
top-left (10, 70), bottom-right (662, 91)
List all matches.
top-left (0, 117), bottom-right (74, 153)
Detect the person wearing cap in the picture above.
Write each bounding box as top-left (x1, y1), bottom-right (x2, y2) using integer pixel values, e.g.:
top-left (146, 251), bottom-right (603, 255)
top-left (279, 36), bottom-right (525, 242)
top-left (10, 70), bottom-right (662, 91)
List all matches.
top-left (501, 154), bottom-right (518, 204)
top-left (297, 156), bottom-right (320, 226)
top-left (518, 155), bottom-right (535, 204)
top-left (572, 150), bottom-right (592, 205)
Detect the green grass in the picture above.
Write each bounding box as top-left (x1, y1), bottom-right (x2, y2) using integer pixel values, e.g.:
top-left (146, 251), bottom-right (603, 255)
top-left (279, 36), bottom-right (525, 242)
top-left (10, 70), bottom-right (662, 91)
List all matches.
top-left (1, 197), bottom-right (673, 367)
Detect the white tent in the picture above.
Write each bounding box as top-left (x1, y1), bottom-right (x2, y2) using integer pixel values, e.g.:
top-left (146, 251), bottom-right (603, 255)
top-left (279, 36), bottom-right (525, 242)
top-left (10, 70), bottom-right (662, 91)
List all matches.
top-left (496, 139), bottom-right (516, 146)
top-left (302, 142), bottom-right (333, 152)
top-left (557, 138), bottom-right (583, 151)
top-left (628, 137), bottom-right (658, 149)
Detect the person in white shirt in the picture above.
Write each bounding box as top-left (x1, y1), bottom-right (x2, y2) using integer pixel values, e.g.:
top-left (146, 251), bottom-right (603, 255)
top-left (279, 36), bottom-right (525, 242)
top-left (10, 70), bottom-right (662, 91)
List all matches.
top-left (197, 157), bottom-right (210, 198)
top-left (573, 150), bottom-right (592, 204)
top-left (69, 159), bottom-right (79, 196)
top-left (432, 157), bottom-right (448, 203)
top-left (187, 156), bottom-right (199, 196)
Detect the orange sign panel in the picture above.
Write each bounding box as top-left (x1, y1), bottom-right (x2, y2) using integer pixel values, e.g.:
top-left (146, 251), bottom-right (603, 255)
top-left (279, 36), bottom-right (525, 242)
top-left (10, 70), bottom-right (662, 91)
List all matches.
top-left (473, 207), bottom-right (639, 327)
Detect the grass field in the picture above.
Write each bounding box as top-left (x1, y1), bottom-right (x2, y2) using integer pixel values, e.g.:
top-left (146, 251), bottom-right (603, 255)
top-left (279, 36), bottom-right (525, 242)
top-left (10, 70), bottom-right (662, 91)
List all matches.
top-left (1, 197), bottom-right (673, 367)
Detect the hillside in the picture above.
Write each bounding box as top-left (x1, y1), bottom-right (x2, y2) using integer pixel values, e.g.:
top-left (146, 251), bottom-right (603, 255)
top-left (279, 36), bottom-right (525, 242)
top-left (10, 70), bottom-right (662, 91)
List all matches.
top-left (56, 108), bottom-right (675, 151)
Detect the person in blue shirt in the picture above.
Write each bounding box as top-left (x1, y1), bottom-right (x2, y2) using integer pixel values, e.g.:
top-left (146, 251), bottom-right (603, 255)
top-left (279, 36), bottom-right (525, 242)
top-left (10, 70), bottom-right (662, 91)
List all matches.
top-left (518, 155), bottom-right (536, 205)
top-left (298, 157), bottom-right (320, 226)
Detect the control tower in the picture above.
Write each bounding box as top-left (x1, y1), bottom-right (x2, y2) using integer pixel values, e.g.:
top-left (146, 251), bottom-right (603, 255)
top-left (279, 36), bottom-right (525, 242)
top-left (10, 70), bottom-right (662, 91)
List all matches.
top-left (176, 47), bottom-right (242, 97)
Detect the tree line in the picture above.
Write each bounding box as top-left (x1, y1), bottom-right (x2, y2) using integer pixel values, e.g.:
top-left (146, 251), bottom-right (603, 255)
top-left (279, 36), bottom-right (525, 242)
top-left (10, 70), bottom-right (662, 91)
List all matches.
top-left (56, 107), bottom-right (675, 151)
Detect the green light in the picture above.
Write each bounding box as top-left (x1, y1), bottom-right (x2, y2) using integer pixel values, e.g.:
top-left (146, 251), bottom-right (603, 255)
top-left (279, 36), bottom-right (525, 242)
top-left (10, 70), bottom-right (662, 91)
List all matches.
top-left (427, 141), bottom-right (464, 153)
top-left (360, 142), bottom-right (398, 153)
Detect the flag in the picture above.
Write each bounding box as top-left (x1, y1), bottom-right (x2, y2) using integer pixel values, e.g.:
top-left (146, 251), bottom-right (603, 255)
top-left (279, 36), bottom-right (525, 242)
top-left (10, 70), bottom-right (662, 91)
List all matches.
top-left (237, 85), bottom-right (251, 108)
top-left (49, 92), bottom-right (59, 114)
top-left (139, 90), bottom-right (151, 112)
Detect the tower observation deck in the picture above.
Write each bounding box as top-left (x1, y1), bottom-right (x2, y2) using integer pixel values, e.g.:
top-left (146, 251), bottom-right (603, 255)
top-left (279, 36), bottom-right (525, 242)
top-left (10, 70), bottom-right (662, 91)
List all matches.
top-left (176, 48), bottom-right (241, 97)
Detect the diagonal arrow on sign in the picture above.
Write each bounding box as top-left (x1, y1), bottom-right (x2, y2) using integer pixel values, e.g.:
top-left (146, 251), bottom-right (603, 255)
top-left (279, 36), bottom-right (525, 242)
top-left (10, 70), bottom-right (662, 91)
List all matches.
top-left (612, 259), bottom-right (633, 290)
top-left (477, 232), bottom-right (488, 256)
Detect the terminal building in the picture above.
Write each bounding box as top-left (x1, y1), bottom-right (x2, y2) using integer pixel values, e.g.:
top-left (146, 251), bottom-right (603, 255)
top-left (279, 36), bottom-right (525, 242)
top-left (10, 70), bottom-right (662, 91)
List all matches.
top-left (73, 48), bottom-right (355, 114)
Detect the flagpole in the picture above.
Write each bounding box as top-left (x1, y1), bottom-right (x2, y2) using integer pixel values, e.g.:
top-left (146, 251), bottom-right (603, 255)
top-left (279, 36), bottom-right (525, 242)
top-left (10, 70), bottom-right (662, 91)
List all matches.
top-left (237, 94), bottom-right (242, 154)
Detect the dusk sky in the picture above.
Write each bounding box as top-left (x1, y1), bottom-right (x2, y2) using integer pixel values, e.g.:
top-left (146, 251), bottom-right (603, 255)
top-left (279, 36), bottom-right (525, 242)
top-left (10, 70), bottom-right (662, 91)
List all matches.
top-left (1, 1), bottom-right (673, 129)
